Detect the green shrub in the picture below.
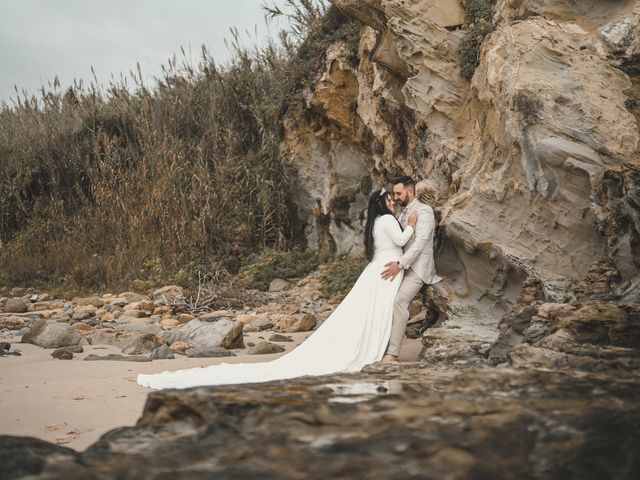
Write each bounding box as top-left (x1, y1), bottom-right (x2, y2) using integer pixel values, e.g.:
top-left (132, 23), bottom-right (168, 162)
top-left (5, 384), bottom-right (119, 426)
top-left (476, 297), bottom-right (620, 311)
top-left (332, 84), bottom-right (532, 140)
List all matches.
top-left (459, 0), bottom-right (496, 80)
top-left (466, 0), bottom-right (494, 23)
top-left (238, 248), bottom-right (321, 290)
top-left (319, 255), bottom-right (368, 300)
top-left (513, 89), bottom-right (543, 124)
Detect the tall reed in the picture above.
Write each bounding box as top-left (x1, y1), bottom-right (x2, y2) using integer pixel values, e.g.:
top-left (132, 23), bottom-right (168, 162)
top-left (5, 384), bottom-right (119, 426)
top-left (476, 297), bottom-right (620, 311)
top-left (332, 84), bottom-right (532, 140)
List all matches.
top-left (0, 2), bottom-right (360, 293)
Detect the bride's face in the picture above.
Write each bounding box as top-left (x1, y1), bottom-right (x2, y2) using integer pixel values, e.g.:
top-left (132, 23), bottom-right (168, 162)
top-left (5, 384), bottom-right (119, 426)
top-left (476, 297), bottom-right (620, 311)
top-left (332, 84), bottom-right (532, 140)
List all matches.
top-left (385, 195), bottom-right (395, 212)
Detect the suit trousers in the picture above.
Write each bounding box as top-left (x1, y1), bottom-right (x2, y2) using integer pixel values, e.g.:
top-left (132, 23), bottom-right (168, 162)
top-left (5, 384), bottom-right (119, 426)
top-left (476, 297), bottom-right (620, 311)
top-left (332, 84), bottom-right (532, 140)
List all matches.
top-left (385, 268), bottom-right (424, 357)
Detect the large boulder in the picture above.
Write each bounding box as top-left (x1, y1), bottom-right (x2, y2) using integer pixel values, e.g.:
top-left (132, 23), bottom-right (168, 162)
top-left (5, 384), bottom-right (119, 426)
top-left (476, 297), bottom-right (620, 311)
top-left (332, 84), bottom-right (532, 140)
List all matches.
top-left (21, 320), bottom-right (81, 348)
top-left (151, 344), bottom-right (175, 360)
top-left (86, 329), bottom-right (119, 346)
top-left (120, 334), bottom-right (165, 355)
top-left (271, 314), bottom-right (296, 332)
top-left (271, 313), bottom-right (318, 333)
top-left (287, 314), bottom-right (317, 333)
top-left (3, 298), bottom-right (27, 313)
top-left (0, 436), bottom-right (79, 479)
top-left (250, 318), bottom-right (274, 331)
top-left (163, 319), bottom-right (244, 350)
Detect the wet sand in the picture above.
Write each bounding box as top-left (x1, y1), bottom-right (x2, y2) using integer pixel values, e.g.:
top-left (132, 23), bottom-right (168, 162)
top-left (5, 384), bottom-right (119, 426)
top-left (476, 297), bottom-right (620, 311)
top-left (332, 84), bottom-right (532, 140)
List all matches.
top-left (0, 331), bottom-right (421, 450)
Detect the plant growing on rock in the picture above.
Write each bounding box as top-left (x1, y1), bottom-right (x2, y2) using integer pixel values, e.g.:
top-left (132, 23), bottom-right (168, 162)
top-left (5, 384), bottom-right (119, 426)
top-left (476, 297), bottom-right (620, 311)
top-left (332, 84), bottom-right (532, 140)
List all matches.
top-left (513, 89), bottom-right (543, 125)
top-left (319, 255), bottom-right (368, 300)
top-left (238, 248), bottom-right (321, 291)
top-left (465, 0), bottom-right (494, 23)
top-left (459, 0), bottom-right (496, 80)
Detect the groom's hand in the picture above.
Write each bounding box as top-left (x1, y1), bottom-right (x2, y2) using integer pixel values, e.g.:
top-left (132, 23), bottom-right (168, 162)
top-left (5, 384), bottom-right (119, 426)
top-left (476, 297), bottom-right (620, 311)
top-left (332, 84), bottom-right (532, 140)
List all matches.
top-left (381, 261), bottom-right (401, 281)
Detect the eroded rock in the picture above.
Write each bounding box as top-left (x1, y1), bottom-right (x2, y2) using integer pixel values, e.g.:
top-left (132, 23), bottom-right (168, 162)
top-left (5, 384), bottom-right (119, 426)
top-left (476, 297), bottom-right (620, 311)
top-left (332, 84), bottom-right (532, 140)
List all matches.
top-left (21, 320), bottom-right (81, 348)
top-left (3, 298), bottom-right (27, 313)
top-left (163, 319), bottom-right (244, 350)
top-left (120, 334), bottom-right (165, 355)
top-left (6, 361), bottom-right (639, 478)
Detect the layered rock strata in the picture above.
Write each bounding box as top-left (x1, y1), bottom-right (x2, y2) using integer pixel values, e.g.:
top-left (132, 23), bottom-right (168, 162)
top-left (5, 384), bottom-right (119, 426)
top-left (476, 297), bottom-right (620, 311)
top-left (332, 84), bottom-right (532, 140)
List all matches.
top-left (287, 0), bottom-right (640, 336)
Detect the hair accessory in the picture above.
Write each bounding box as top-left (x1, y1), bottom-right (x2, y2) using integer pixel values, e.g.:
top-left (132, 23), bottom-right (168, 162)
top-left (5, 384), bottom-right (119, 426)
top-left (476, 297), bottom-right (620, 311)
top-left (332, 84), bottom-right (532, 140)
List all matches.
top-left (379, 187), bottom-right (387, 197)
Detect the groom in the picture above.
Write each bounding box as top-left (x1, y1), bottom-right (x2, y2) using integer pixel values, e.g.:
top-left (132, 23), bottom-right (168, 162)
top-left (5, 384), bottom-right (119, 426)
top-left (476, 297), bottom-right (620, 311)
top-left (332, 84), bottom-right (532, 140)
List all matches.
top-left (380, 176), bottom-right (442, 362)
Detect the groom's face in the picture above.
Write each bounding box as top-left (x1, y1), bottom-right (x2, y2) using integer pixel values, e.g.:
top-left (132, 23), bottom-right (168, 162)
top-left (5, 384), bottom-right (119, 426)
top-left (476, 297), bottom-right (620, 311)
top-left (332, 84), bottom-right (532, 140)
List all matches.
top-left (393, 183), bottom-right (410, 207)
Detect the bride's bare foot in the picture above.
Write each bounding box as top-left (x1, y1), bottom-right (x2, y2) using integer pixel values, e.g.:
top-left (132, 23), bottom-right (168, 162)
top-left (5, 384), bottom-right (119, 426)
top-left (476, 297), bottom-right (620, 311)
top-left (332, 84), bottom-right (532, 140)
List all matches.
top-left (381, 354), bottom-right (398, 363)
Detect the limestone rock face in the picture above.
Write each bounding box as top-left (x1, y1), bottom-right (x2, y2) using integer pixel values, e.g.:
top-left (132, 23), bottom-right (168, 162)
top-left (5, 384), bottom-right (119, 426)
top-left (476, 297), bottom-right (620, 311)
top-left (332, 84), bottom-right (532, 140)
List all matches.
top-left (598, 4), bottom-right (640, 59)
top-left (485, 258), bottom-right (640, 367)
top-left (284, 0), bottom-right (640, 333)
top-left (3, 4), bottom-right (639, 476)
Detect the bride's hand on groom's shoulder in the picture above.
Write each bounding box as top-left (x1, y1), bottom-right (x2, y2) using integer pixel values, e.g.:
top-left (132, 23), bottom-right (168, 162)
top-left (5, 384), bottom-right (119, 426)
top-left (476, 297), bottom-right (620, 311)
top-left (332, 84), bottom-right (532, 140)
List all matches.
top-left (408, 211), bottom-right (418, 227)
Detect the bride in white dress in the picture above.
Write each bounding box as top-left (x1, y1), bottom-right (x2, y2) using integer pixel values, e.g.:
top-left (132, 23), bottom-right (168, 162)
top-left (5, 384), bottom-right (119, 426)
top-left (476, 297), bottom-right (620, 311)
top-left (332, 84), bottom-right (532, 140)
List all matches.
top-left (137, 188), bottom-right (417, 389)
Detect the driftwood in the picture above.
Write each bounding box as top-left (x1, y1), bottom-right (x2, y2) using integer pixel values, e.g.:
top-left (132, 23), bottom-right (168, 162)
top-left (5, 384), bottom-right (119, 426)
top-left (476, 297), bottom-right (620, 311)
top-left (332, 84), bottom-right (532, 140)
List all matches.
top-left (158, 272), bottom-right (267, 314)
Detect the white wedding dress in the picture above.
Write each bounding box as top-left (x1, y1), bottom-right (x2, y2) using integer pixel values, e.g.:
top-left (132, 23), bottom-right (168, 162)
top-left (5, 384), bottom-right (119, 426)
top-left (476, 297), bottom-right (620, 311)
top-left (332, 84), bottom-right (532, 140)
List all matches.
top-left (137, 214), bottom-right (413, 389)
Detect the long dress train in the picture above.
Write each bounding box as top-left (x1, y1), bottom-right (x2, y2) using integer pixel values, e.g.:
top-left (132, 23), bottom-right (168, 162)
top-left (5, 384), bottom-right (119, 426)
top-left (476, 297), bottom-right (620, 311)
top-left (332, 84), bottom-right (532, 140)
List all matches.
top-left (137, 214), bottom-right (412, 389)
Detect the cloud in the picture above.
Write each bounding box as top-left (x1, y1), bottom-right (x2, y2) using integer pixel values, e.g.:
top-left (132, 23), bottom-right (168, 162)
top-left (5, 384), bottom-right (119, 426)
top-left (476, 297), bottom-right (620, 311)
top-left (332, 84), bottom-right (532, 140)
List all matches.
top-left (0, 0), bottom-right (284, 103)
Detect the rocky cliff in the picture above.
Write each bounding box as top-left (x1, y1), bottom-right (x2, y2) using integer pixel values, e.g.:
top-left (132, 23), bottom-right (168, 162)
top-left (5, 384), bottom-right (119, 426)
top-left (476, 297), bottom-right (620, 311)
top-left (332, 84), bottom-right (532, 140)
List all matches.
top-left (2, 2), bottom-right (640, 478)
top-left (288, 0), bottom-right (640, 335)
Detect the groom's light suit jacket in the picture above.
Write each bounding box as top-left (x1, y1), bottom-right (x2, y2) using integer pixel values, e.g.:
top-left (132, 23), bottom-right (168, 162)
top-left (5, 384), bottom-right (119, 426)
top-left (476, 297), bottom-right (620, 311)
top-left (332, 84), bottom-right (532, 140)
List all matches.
top-left (398, 199), bottom-right (442, 285)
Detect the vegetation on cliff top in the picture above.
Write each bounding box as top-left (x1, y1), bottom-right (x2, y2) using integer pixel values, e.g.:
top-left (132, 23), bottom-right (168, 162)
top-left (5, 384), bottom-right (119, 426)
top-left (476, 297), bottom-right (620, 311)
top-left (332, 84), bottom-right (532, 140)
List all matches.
top-left (460, 0), bottom-right (496, 80)
top-left (0, 1), bottom-right (361, 294)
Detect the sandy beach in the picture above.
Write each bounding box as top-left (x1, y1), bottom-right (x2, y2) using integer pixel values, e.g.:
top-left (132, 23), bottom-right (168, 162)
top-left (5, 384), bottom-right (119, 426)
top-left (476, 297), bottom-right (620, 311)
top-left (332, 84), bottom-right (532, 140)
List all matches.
top-left (0, 330), bottom-right (421, 451)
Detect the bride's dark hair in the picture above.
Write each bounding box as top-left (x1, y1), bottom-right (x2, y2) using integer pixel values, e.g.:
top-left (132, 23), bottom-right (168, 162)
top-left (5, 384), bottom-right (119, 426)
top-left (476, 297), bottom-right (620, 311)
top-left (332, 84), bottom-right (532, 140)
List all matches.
top-left (364, 188), bottom-right (395, 261)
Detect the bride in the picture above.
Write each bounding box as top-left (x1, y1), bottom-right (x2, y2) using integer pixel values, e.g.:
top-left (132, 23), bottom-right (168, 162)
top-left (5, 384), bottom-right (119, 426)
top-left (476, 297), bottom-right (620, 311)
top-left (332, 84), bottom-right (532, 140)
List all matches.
top-left (137, 188), bottom-right (417, 389)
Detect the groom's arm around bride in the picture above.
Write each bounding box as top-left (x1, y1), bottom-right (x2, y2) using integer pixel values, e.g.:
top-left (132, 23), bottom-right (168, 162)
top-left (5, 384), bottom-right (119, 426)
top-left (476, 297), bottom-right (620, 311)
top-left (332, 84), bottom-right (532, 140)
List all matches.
top-left (381, 176), bottom-right (442, 361)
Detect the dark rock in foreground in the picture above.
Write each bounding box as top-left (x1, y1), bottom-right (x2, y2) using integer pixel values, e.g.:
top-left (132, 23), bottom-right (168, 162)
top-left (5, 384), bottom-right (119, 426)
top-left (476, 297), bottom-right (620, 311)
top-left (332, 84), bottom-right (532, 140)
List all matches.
top-left (0, 436), bottom-right (78, 480)
top-left (2, 361), bottom-right (638, 479)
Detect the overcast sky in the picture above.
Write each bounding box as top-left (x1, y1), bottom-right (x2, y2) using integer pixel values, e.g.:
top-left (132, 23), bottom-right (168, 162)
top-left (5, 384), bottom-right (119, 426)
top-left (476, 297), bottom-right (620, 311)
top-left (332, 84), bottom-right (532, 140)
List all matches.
top-left (0, 0), bottom-right (289, 105)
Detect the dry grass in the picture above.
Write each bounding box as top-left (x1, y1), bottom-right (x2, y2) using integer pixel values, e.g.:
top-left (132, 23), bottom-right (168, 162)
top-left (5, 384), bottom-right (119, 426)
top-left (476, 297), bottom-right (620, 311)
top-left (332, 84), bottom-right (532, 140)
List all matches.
top-left (0, 2), bottom-right (361, 295)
